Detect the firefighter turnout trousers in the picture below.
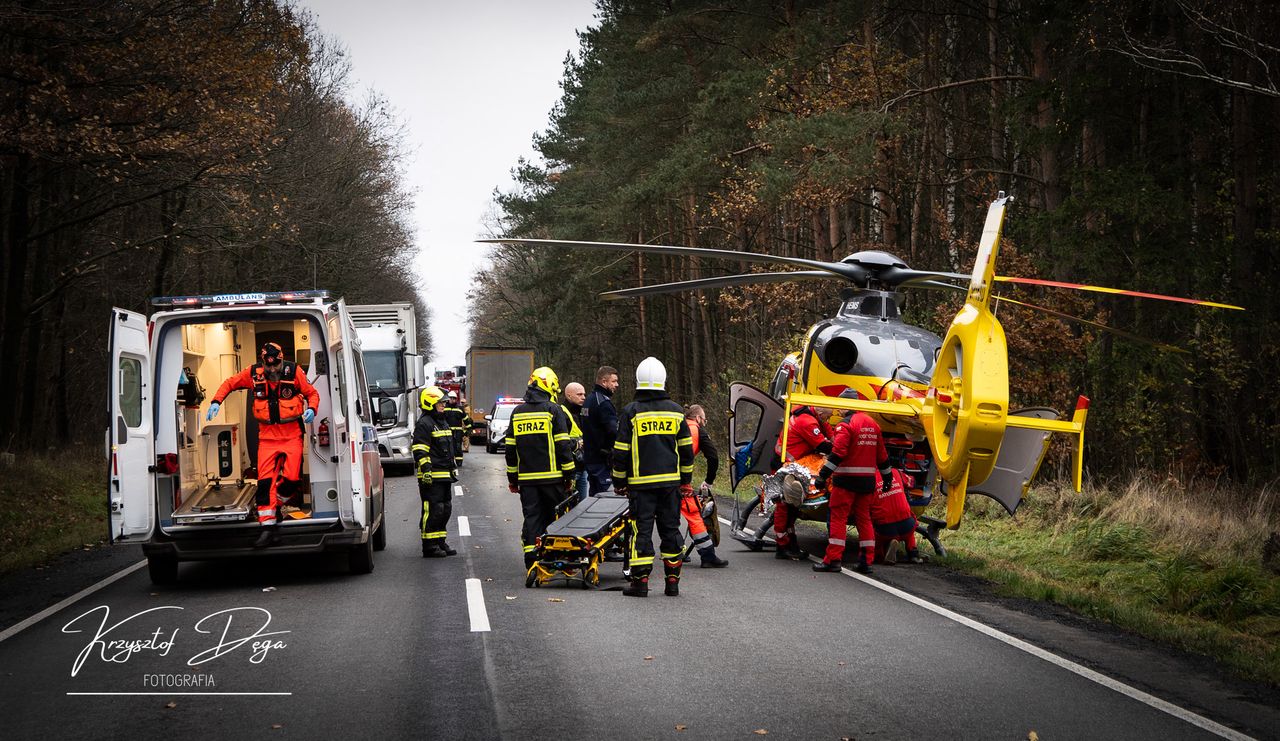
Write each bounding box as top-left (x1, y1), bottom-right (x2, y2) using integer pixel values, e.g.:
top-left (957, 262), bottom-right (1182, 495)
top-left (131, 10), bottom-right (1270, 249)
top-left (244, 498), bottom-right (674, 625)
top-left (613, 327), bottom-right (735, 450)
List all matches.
top-left (520, 482), bottom-right (569, 566)
top-left (626, 486), bottom-right (684, 582)
top-left (419, 480), bottom-right (453, 553)
top-left (824, 484), bottom-right (875, 567)
top-left (255, 422), bottom-right (305, 526)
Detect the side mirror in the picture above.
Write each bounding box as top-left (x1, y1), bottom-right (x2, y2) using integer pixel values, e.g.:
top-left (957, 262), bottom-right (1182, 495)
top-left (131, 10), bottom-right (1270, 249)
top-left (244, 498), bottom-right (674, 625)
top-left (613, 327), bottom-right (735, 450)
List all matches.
top-left (484, 414), bottom-right (493, 422)
top-left (377, 397), bottom-right (397, 423)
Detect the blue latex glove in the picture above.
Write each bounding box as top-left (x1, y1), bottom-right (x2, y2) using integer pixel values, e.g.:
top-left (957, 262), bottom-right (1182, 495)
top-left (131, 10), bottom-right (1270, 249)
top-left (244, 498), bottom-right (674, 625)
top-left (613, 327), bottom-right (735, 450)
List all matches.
top-left (302, 408), bottom-right (315, 424)
top-left (206, 402), bottom-right (220, 421)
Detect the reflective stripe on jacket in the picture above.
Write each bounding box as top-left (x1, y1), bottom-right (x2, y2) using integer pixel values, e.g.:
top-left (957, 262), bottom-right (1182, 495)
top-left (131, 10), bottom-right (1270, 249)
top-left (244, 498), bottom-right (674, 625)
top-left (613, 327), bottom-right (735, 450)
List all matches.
top-left (213, 362), bottom-right (319, 425)
top-left (411, 412), bottom-right (456, 480)
top-left (505, 387), bottom-right (575, 484)
top-left (612, 390), bottom-right (693, 490)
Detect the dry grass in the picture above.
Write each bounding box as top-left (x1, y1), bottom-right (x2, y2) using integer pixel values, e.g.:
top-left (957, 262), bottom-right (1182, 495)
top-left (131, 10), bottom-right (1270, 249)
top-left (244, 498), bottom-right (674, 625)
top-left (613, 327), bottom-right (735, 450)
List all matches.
top-left (937, 471), bottom-right (1280, 685)
top-left (0, 447), bottom-right (106, 575)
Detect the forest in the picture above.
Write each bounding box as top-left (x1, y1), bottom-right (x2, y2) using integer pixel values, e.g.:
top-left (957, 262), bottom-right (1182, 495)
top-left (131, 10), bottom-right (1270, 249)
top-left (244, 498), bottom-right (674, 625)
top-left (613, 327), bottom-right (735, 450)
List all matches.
top-left (0, 0), bottom-right (428, 451)
top-left (473, 0), bottom-right (1280, 482)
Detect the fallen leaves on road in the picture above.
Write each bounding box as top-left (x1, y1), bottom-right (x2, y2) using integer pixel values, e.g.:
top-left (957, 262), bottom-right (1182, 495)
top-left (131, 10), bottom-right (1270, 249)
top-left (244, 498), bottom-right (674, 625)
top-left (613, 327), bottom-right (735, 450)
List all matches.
top-left (505, 596), bottom-right (517, 600)
top-left (262, 587), bottom-right (276, 592)
top-left (484, 577), bottom-right (493, 582)
top-left (753, 730), bottom-right (768, 735)
top-left (164, 702), bottom-right (177, 709)
top-left (1028, 733), bottom-right (1039, 741)
top-left (271, 724), bottom-right (283, 730)
top-left (675, 724), bottom-right (687, 731)
top-left (643, 655), bottom-right (654, 661)
top-left (837, 661), bottom-right (846, 666)
top-left (547, 598), bottom-right (564, 603)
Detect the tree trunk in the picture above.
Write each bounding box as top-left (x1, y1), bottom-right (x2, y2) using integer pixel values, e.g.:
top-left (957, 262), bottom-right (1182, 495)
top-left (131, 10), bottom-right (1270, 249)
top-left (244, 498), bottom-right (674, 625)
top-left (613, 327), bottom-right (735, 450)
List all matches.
top-left (1, 154), bottom-right (32, 443)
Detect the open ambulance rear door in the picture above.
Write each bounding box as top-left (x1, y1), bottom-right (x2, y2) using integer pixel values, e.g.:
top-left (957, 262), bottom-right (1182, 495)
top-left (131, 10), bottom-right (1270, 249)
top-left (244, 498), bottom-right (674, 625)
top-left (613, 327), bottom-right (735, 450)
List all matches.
top-left (107, 308), bottom-right (155, 542)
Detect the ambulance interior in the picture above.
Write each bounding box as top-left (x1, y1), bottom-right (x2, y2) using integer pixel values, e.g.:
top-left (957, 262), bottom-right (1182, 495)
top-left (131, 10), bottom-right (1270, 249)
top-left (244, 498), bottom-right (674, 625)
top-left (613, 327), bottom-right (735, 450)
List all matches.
top-left (155, 317), bottom-right (337, 530)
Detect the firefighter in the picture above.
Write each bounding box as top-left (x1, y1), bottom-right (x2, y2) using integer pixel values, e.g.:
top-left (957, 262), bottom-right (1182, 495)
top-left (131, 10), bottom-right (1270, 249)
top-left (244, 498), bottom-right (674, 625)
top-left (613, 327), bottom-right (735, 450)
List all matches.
top-left (444, 391), bottom-right (467, 468)
top-left (612, 357), bottom-right (694, 597)
top-left (682, 404), bottom-right (727, 568)
top-left (207, 341), bottom-right (319, 548)
top-left (770, 404), bottom-right (836, 561)
top-left (812, 404), bottom-right (892, 574)
top-left (411, 385), bottom-right (458, 557)
top-left (581, 365), bottom-right (620, 494)
top-left (506, 366), bottom-right (576, 572)
top-left (873, 467), bottom-right (925, 564)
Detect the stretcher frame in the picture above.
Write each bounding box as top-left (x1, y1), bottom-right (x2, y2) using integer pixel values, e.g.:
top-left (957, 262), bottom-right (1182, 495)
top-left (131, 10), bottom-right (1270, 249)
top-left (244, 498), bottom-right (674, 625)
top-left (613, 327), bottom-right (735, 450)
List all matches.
top-left (526, 494), bottom-right (631, 589)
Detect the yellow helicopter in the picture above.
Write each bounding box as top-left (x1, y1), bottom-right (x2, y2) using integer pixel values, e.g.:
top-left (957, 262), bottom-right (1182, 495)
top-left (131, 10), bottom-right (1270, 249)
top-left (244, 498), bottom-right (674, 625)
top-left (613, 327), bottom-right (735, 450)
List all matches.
top-left (483, 194), bottom-right (1242, 549)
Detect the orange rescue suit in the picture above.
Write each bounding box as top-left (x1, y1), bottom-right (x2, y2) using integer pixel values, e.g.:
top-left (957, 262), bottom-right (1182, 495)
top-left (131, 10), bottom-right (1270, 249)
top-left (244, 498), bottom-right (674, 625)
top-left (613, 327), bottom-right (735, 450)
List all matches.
top-left (212, 362), bottom-right (320, 525)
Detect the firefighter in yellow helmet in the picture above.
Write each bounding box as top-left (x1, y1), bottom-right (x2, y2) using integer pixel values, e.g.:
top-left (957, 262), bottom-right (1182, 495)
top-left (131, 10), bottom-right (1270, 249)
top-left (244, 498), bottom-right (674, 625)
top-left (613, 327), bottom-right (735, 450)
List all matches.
top-left (506, 366), bottom-right (576, 573)
top-left (411, 385), bottom-right (458, 557)
top-left (444, 390), bottom-right (467, 468)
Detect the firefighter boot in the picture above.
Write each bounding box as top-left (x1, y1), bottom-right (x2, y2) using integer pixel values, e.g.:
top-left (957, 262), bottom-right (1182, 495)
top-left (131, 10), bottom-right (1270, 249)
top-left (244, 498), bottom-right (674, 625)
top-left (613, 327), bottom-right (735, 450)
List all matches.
top-left (812, 560), bottom-right (842, 572)
top-left (253, 525), bottom-right (279, 549)
top-left (697, 545), bottom-right (729, 568)
top-left (622, 576), bottom-right (649, 598)
top-left (664, 576), bottom-right (680, 597)
top-left (439, 540), bottom-right (458, 556)
top-left (663, 559), bottom-right (682, 596)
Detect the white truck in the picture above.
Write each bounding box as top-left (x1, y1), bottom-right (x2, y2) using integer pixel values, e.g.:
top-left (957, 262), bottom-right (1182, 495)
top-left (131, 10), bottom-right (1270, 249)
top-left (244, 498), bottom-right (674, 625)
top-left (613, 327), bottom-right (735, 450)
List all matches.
top-left (107, 291), bottom-right (387, 584)
top-left (348, 303), bottom-right (425, 472)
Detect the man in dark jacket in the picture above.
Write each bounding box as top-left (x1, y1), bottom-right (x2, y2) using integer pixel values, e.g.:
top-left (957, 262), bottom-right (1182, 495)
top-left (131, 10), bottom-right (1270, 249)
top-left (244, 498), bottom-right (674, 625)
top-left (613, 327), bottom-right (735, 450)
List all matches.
top-left (580, 365), bottom-right (619, 495)
top-left (612, 357), bottom-right (693, 597)
top-left (506, 367), bottom-right (576, 571)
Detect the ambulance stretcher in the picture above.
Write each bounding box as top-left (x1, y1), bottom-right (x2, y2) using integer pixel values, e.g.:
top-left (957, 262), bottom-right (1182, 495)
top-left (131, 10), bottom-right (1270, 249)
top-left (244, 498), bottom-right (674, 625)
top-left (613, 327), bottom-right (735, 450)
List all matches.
top-left (526, 494), bottom-right (631, 589)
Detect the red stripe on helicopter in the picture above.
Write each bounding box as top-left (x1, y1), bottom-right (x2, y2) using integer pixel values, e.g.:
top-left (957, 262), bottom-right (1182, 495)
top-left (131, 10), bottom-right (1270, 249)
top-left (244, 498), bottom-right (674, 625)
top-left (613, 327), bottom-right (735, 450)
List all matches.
top-left (994, 276), bottom-right (1244, 310)
top-left (819, 385), bottom-right (850, 397)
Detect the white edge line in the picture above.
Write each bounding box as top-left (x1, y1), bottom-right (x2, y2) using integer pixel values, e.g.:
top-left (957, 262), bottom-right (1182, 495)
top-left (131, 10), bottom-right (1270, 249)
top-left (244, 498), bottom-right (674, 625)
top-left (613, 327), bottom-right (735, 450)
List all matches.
top-left (457, 516), bottom-right (472, 537)
top-left (716, 516), bottom-right (1253, 741)
top-left (453, 484), bottom-right (464, 497)
top-left (464, 577), bottom-right (490, 632)
top-left (67, 692), bottom-right (292, 696)
top-left (0, 559), bottom-right (148, 643)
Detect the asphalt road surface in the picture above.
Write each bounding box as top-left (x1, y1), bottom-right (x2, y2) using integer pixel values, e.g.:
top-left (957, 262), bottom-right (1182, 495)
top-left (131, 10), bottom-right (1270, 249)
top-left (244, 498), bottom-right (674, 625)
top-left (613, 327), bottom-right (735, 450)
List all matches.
top-left (1, 452), bottom-right (1277, 740)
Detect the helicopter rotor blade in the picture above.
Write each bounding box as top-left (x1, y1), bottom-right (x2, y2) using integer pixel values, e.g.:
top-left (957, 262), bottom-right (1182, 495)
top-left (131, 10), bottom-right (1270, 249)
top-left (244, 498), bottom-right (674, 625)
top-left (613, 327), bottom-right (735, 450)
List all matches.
top-left (994, 295), bottom-right (1188, 353)
top-left (478, 238), bottom-right (868, 283)
top-left (600, 271), bottom-right (838, 300)
top-left (910, 279), bottom-right (967, 292)
top-left (994, 276), bottom-right (1244, 311)
top-left (883, 267), bottom-right (973, 286)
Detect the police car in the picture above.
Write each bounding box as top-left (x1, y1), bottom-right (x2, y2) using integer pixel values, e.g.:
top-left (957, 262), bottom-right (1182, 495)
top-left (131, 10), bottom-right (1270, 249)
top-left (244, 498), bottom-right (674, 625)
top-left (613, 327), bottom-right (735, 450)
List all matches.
top-left (484, 397), bottom-right (523, 454)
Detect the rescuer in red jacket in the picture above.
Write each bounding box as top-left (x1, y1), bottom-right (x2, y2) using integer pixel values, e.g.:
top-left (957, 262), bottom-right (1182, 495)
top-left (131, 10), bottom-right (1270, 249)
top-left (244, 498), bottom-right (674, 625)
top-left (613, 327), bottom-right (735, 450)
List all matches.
top-left (681, 404), bottom-right (728, 568)
top-left (871, 467), bottom-right (924, 564)
top-left (812, 408), bottom-right (892, 574)
top-left (772, 405), bottom-right (834, 560)
top-left (207, 342), bottom-right (320, 548)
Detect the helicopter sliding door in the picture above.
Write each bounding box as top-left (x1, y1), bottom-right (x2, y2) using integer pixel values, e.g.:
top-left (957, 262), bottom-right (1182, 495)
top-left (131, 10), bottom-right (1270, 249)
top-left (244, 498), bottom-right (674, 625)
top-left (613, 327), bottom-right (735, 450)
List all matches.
top-left (968, 407), bottom-right (1058, 515)
top-left (727, 382), bottom-right (785, 492)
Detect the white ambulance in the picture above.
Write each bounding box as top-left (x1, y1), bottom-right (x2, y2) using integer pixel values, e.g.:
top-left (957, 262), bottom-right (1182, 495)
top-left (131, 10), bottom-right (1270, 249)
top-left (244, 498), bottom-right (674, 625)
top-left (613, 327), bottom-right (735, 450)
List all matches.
top-left (107, 291), bottom-right (387, 584)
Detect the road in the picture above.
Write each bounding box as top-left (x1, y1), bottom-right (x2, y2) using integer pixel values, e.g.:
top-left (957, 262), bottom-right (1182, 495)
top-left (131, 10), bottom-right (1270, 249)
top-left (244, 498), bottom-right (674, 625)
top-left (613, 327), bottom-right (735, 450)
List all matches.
top-left (1, 451), bottom-right (1276, 740)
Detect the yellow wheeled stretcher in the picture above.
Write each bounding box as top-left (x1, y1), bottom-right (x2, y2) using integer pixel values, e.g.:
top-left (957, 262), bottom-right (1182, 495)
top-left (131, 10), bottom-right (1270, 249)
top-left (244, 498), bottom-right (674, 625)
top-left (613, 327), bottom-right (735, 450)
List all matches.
top-left (526, 494), bottom-right (630, 589)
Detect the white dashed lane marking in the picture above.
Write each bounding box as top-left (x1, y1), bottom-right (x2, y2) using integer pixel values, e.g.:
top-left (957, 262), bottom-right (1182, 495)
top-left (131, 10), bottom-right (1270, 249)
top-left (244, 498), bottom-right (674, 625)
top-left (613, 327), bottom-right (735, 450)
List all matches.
top-left (457, 516), bottom-right (471, 537)
top-left (465, 578), bottom-right (490, 632)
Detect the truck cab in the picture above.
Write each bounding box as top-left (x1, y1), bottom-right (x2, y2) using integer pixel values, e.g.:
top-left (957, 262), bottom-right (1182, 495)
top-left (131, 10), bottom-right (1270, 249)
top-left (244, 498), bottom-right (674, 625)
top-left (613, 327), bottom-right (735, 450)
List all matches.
top-left (107, 291), bottom-right (387, 584)
top-left (349, 303), bottom-right (424, 472)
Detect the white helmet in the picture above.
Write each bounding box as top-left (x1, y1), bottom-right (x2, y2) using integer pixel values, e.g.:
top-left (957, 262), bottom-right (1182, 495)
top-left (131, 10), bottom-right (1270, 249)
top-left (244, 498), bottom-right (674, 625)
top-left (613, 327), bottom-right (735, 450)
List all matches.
top-left (636, 356), bottom-right (666, 391)
top-left (447, 391), bottom-right (458, 400)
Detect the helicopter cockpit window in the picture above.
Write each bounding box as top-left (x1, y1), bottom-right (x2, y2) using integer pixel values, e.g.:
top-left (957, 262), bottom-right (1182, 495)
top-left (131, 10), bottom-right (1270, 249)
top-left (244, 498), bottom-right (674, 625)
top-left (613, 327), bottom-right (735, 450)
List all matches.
top-left (839, 296), bottom-right (899, 319)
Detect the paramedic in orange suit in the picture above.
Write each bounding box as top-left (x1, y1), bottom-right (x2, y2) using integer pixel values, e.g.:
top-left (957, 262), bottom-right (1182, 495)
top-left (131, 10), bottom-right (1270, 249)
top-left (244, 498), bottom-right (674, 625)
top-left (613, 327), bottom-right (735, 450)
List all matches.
top-left (207, 342), bottom-right (320, 548)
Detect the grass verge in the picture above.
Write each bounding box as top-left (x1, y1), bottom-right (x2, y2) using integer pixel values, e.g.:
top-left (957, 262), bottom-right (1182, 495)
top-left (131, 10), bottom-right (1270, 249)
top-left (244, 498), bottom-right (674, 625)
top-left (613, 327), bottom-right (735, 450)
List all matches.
top-left (929, 476), bottom-right (1280, 686)
top-left (0, 447), bottom-right (106, 576)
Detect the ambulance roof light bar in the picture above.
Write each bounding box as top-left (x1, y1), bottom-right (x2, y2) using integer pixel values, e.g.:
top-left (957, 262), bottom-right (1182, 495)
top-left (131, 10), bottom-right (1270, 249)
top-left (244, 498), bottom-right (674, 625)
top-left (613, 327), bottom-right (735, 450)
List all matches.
top-left (151, 290), bottom-right (331, 309)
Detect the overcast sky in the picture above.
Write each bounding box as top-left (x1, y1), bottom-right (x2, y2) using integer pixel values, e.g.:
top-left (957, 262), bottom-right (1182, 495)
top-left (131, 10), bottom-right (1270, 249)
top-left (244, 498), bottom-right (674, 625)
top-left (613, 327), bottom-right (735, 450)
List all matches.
top-left (297, 0), bottom-right (598, 370)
